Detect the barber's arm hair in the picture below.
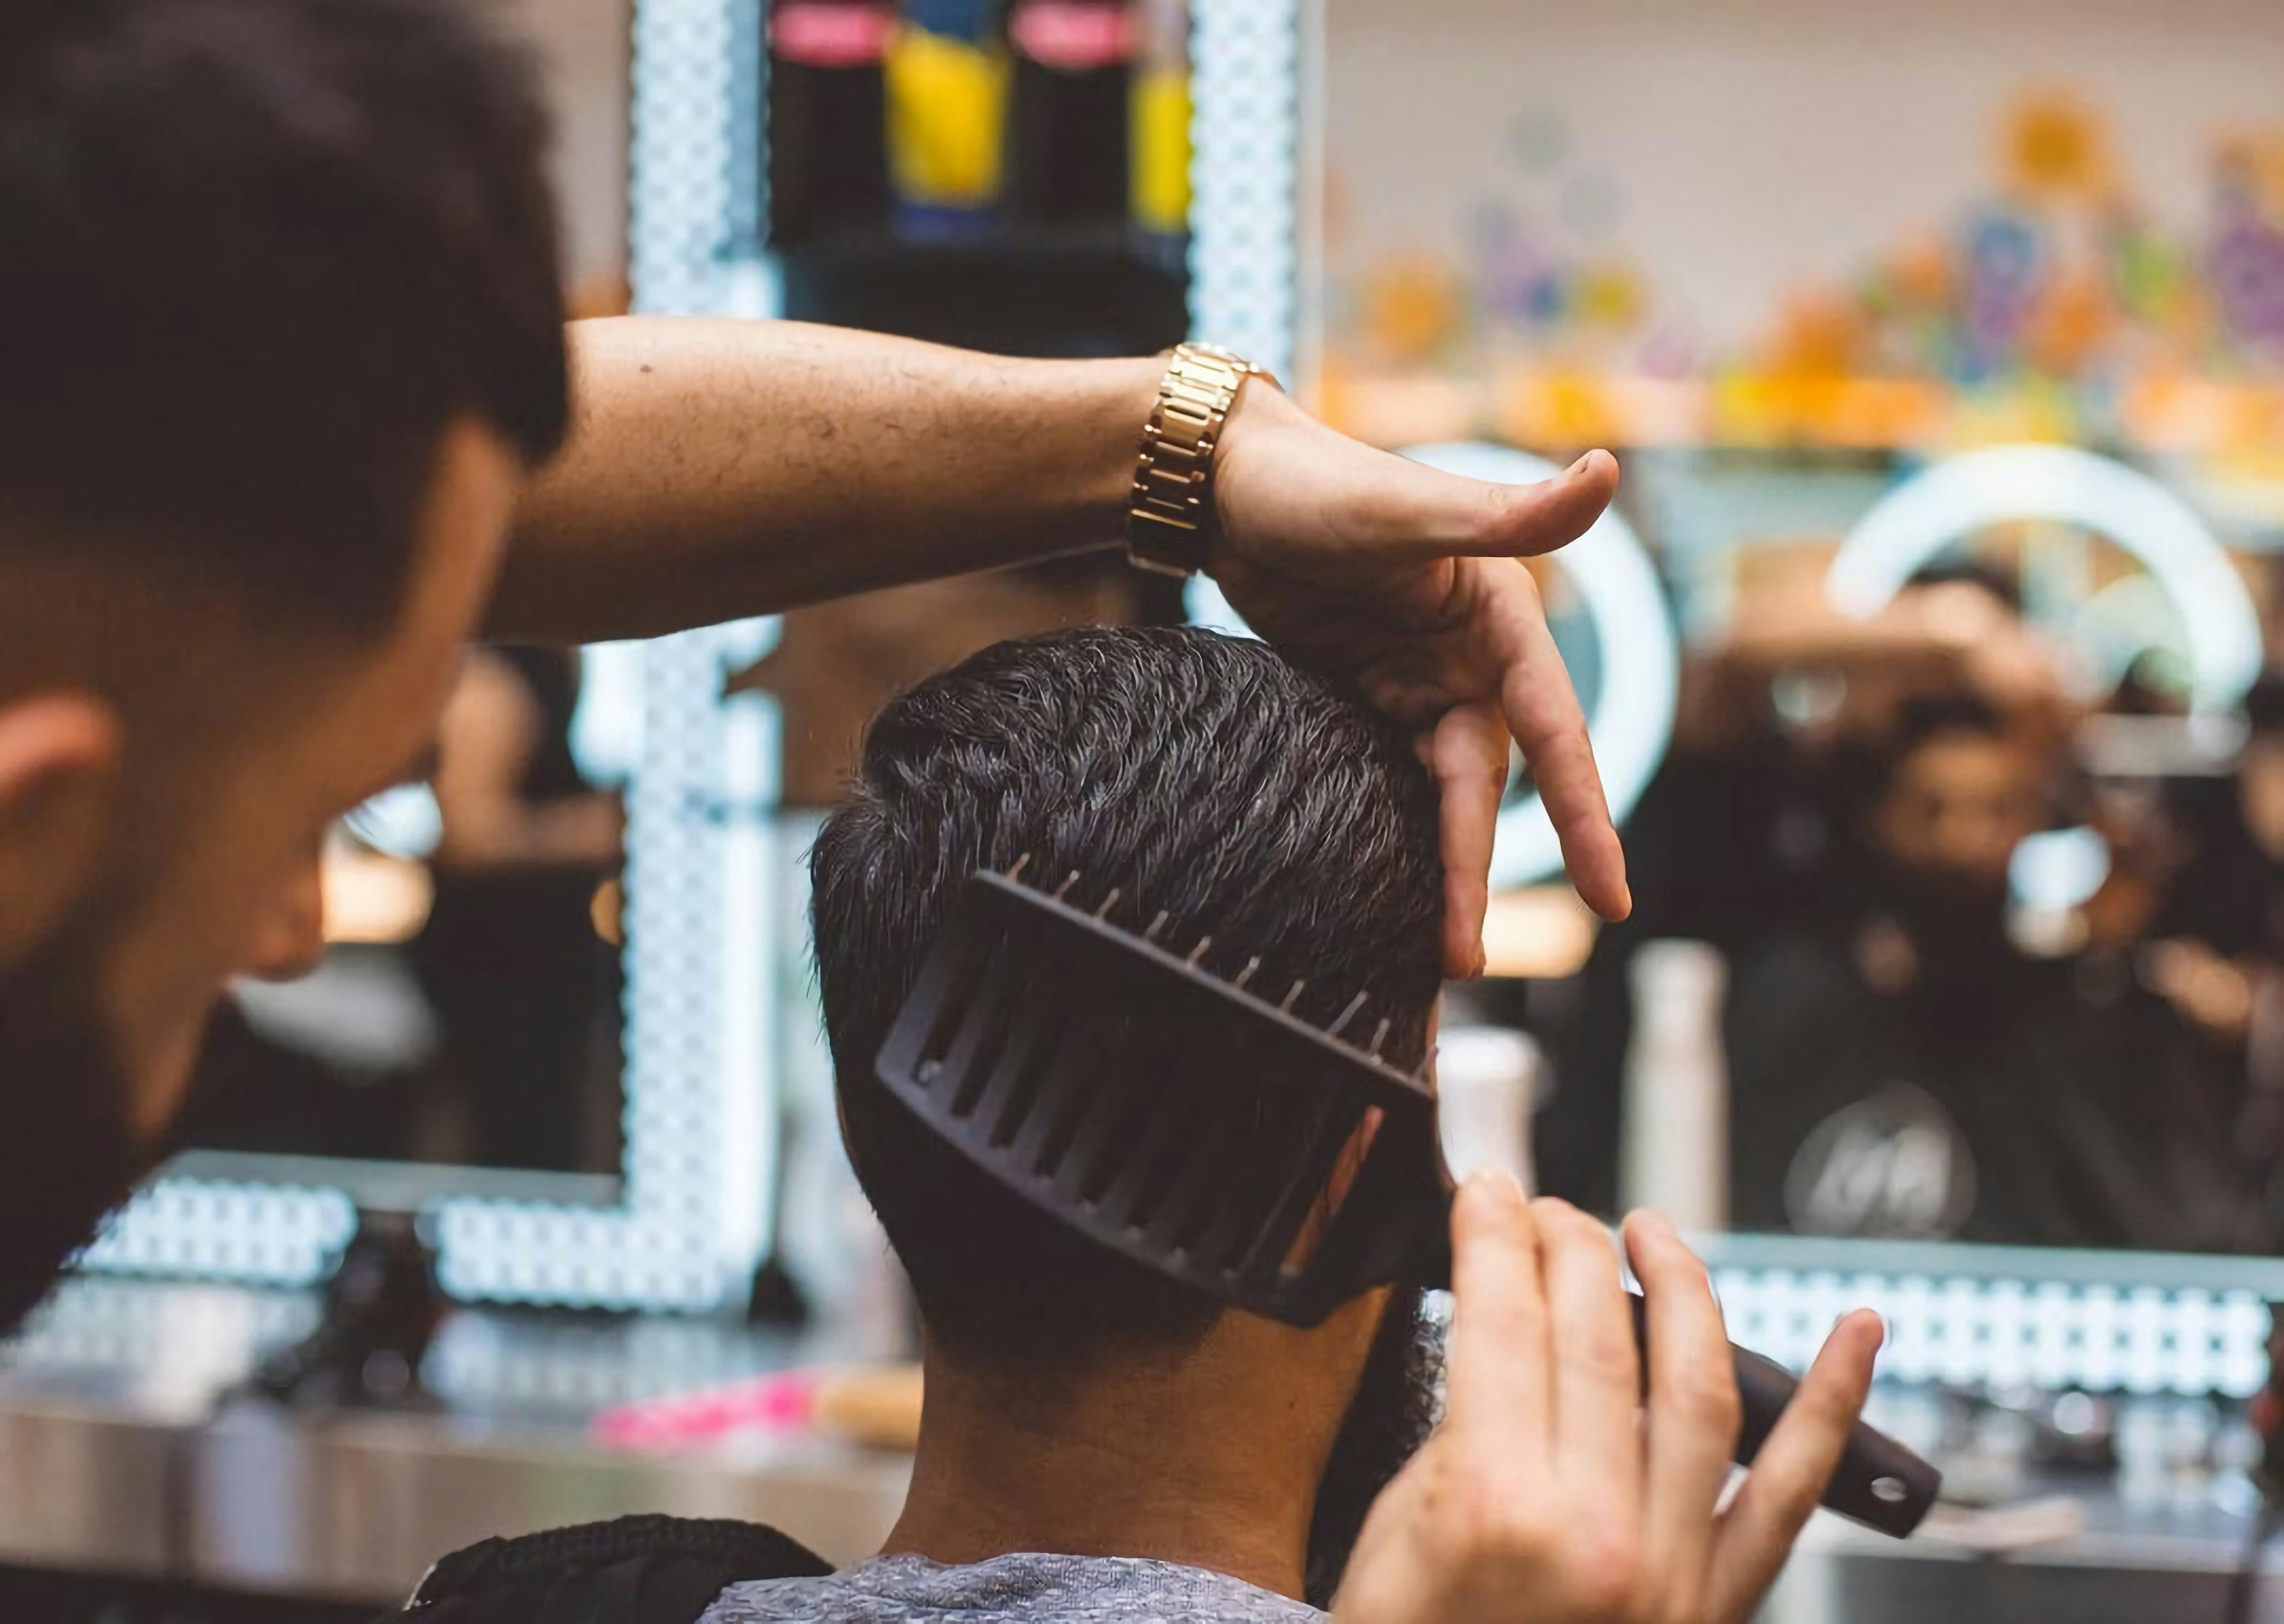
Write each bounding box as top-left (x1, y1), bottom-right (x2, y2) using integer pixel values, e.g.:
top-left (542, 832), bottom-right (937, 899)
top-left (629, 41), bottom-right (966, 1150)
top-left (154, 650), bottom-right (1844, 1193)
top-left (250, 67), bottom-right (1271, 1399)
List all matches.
top-left (491, 322), bottom-right (1161, 642)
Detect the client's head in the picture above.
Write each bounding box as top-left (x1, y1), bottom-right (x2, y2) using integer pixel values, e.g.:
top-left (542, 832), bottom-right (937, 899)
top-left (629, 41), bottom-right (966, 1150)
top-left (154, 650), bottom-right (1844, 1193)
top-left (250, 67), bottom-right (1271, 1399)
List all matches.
top-left (811, 626), bottom-right (1446, 1600)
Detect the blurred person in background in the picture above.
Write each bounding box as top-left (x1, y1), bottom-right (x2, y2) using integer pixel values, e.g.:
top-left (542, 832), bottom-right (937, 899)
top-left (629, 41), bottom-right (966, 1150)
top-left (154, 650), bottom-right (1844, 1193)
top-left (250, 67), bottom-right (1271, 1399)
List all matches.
top-left (0, 2), bottom-right (1873, 1620)
top-left (1538, 551), bottom-right (2070, 1212)
top-left (1725, 693), bottom-right (2257, 1249)
top-left (2127, 676), bottom-right (2284, 1239)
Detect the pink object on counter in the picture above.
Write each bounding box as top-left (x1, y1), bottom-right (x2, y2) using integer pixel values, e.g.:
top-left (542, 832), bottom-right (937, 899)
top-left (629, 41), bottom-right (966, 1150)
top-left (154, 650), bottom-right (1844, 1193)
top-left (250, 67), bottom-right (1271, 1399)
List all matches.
top-left (591, 1369), bottom-right (821, 1450)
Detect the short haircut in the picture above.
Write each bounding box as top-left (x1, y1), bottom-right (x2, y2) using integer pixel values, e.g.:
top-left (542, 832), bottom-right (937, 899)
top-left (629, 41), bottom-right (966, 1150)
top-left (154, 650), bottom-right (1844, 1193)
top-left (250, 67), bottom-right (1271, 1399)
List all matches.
top-left (2244, 673), bottom-right (2284, 740)
top-left (0, 0), bottom-right (567, 633)
top-left (811, 628), bottom-right (1444, 1366)
top-left (1890, 691), bottom-right (2011, 760)
top-left (1905, 557), bottom-right (2022, 616)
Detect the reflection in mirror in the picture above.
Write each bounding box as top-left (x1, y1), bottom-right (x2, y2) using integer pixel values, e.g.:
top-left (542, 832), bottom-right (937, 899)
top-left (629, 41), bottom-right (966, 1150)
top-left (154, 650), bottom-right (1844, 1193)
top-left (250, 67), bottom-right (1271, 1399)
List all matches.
top-left (175, 645), bottom-right (628, 1177)
top-left (1316, 0), bottom-right (2284, 1261)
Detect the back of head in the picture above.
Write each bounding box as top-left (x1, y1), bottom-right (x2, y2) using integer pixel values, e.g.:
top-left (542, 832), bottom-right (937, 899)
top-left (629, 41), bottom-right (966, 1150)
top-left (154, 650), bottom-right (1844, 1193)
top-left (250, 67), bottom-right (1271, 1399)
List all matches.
top-left (0, 0), bottom-right (567, 634)
top-left (811, 627), bottom-right (1444, 1370)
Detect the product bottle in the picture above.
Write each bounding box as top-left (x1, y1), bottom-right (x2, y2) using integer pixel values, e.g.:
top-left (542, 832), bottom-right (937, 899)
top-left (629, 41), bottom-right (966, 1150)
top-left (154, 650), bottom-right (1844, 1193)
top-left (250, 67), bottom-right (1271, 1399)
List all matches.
top-left (1003, 0), bottom-right (1133, 226)
top-left (768, 0), bottom-right (893, 247)
top-left (885, 0), bottom-right (1008, 236)
top-left (1128, 0), bottom-right (1189, 239)
top-left (1620, 939), bottom-right (1730, 1231)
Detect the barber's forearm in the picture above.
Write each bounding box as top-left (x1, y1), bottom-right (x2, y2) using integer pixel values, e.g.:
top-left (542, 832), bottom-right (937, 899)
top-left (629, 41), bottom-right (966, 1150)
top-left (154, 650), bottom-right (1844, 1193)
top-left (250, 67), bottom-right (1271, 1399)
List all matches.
top-left (489, 318), bottom-right (1162, 642)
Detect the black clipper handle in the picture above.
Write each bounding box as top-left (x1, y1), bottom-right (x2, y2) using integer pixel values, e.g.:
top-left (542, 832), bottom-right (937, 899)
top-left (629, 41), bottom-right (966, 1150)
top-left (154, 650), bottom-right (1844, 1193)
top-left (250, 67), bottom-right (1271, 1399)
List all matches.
top-left (1628, 1298), bottom-right (1940, 1538)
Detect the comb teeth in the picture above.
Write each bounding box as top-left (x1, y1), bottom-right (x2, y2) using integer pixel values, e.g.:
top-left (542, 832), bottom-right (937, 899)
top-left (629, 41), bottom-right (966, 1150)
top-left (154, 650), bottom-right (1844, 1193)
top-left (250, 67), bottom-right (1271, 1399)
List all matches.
top-left (940, 951), bottom-right (1020, 1119)
top-left (872, 864), bottom-right (1447, 1325)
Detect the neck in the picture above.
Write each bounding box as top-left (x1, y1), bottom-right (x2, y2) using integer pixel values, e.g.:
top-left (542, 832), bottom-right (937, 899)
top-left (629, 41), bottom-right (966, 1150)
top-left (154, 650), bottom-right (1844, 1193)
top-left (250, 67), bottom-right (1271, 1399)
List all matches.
top-left (882, 1306), bottom-right (1376, 1602)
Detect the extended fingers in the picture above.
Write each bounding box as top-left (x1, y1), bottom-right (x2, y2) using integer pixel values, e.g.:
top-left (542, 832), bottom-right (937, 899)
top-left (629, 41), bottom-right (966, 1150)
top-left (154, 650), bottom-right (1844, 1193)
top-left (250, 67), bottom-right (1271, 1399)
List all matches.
top-left (1706, 1310), bottom-right (1885, 1623)
top-left (1429, 703), bottom-right (1509, 977)
top-left (1536, 1199), bottom-right (1640, 1515)
top-left (1625, 1212), bottom-right (1743, 1605)
top-left (1442, 1173), bottom-right (1554, 1458)
top-left (1480, 573), bottom-right (1630, 920)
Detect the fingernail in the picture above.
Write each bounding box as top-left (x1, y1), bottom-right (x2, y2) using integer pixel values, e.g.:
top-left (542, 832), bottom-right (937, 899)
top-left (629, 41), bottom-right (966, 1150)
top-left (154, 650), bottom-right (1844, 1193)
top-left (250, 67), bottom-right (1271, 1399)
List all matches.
top-left (1836, 1309), bottom-right (1888, 1347)
top-left (1566, 453), bottom-right (1594, 476)
top-left (1465, 1168), bottom-right (1527, 1212)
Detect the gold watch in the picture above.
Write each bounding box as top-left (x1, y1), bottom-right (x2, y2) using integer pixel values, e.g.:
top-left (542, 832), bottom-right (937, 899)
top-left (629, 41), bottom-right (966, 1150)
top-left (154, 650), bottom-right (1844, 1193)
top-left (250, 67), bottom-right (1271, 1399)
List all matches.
top-left (1126, 342), bottom-right (1276, 579)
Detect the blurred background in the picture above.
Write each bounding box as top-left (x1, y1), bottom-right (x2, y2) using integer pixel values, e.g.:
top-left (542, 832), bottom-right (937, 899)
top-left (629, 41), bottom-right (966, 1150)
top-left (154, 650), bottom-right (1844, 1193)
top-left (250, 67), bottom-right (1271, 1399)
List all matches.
top-left (13, 2), bottom-right (2284, 1620)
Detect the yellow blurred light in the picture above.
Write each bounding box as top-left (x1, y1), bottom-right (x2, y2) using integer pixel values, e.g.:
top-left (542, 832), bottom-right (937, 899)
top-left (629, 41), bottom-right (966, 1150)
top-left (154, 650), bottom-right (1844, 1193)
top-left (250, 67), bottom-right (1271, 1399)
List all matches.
top-left (321, 831), bottom-right (432, 945)
top-left (1361, 255), bottom-right (1465, 368)
top-left (2003, 91), bottom-right (2114, 202)
top-left (1480, 886), bottom-right (1599, 981)
top-left (1131, 67), bottom-right (1191, 234)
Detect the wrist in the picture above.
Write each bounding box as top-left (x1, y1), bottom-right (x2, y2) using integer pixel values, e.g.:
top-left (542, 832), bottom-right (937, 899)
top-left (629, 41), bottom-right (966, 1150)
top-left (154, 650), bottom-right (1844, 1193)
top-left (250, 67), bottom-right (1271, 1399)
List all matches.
top-left (1052, 351), bottom-right (1168, 558)
top-left (1125, 343), bottom-right (1281, 579)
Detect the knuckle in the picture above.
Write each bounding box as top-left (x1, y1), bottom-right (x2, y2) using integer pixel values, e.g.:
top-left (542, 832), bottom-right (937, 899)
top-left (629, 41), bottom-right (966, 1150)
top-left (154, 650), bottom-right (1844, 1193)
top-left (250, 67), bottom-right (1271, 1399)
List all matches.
top-left (1583, 1323), bottom-right (1641, 1382)
top-left (1432, 1454), bottom-right (1542, 1561)
top-left (1563, 1531), bottom-right (1641, 1617)
top-left (1760, 1466), bottom-right (1825, 1535)
top-left (1798, 1369), bottom-right (1870, 1436)
top-left (1678, 1367), bottom-right (1745, 1439)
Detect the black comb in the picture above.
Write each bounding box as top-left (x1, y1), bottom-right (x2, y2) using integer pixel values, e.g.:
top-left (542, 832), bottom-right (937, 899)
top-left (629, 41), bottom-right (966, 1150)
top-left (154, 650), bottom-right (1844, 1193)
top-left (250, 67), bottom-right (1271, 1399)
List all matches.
top-left (876, 865), bottom-right (1941, 1538)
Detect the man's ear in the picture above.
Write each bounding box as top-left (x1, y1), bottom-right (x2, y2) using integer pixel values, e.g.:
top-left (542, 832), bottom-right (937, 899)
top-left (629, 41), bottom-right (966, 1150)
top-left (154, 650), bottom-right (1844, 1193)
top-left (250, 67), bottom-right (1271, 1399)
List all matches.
top-left (0, 694), bottom-right (122, 966)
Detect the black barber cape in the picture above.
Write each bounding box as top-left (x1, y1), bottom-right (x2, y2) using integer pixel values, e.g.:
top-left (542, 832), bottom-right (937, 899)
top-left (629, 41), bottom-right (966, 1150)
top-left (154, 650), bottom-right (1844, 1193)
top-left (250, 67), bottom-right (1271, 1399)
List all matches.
top-left (383, 1515), bottom-right (828, 1624)
top-left (1724, 920), bottom-right (2271, 1252)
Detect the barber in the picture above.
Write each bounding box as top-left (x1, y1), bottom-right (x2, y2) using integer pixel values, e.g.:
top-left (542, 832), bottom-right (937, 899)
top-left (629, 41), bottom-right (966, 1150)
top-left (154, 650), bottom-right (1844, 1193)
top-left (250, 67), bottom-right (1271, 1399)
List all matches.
top-left (0, 3), bottom-right (1868, 1620)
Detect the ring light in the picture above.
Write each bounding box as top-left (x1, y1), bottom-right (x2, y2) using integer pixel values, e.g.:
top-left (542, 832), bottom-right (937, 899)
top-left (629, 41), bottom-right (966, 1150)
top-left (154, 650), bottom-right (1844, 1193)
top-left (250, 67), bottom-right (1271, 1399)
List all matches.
top-left (1827, 445), bottom-right (2261, 713)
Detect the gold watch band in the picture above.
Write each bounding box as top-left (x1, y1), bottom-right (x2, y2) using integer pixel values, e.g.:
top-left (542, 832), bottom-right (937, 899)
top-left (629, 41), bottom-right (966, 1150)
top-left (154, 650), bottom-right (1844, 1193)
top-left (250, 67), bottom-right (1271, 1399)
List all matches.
top-left (1126, 342), bottom-right (1273, 579)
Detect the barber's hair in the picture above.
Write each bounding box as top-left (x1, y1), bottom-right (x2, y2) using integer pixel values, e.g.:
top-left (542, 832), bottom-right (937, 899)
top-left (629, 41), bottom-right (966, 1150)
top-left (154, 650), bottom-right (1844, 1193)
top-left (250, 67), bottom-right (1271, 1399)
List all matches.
top-left (0, 0), bottom-right (567, 632)
top-left (2244, 673), bottom-right (2284, 740)
top-left (1905, 556), bottom-right (2022, 616)
top-left (811, 628), bottom-right (1444, 1365)
top-left (1890, 691), bottom-right (2010, 758)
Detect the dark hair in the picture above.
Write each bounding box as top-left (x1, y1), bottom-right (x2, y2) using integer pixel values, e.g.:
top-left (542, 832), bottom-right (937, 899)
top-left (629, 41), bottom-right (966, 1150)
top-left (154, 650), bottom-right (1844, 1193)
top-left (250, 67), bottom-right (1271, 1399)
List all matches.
top-left (0, 0), bottom-right (567, 632)
top-left (1905, 556), bottom-right (2022, 616)
top-left (1890, 691), bottom-right (2009, 754)
top-left (811, 628), bottom-right (1445, 1365)
top-left (2244, 673), bottom-right (2284, 739)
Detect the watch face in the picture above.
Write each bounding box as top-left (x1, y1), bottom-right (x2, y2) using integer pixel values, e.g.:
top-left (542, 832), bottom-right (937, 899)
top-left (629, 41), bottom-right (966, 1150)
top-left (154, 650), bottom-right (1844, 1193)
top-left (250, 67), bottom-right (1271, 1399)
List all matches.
top-left (1782, 1081), bottom-right (1977, 1240)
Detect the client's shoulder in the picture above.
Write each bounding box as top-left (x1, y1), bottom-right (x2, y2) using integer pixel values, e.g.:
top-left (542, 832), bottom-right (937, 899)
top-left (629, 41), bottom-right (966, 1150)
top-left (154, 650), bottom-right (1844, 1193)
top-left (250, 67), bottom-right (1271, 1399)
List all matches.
top-left (707, 1551), bottom-right (1324, 1624)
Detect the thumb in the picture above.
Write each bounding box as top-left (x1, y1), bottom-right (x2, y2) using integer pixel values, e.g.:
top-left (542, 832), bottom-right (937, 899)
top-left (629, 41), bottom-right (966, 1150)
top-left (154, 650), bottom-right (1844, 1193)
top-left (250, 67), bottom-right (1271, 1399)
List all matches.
top-left (1366, 449), bottom-right (1620, 563)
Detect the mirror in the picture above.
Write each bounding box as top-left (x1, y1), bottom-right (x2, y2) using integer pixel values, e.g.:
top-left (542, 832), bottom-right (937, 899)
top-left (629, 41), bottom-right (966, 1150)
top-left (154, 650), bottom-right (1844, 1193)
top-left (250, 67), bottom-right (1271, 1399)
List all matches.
top-left (1321, 0), bottom-right (2284, 1261)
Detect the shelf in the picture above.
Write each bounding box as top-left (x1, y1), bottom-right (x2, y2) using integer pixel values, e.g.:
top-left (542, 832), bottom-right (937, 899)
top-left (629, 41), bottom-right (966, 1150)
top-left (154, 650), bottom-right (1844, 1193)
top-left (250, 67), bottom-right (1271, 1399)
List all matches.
top-left (1318, 365), bottom-right (2284, 461)
top-left (779, 224), bottom-right (1189, 358)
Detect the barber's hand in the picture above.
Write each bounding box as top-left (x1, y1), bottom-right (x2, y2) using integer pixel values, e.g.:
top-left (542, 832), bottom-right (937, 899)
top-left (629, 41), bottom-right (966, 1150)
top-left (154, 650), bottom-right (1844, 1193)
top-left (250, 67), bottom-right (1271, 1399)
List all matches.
top-left (1334, 1178), bottom-right (1884, 1624)
top-left (1208, 386), bottom-right (1629, 974)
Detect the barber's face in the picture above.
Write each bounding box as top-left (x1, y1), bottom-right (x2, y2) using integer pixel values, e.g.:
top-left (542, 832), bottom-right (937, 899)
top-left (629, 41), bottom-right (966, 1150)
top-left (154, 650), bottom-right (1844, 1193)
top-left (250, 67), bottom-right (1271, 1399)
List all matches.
top-left (0, 421), bottom-right (519, 1329)
top-left (1875, 731), bottom-right (2044, 902)
top-left (2241, 739), bottom-right (2284, 862)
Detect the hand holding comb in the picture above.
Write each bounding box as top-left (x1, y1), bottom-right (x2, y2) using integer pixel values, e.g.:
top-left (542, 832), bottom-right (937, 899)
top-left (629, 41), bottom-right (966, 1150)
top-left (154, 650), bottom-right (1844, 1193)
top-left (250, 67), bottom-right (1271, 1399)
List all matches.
top-left (874, 864), bottom-right (1940, 1538)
